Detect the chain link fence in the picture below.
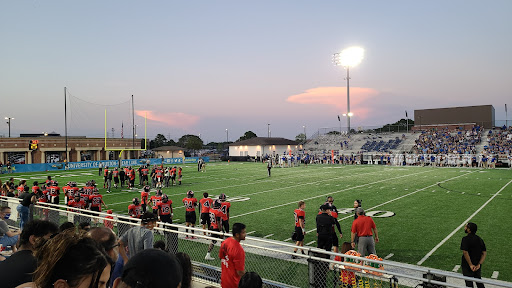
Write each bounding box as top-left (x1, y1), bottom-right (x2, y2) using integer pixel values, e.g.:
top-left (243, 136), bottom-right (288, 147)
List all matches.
top-left (2, 197), bottom-right (511, 288)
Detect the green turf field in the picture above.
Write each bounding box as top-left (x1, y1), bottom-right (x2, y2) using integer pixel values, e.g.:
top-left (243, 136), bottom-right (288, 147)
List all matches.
top-left (2, 163), bottom-right (511, 282)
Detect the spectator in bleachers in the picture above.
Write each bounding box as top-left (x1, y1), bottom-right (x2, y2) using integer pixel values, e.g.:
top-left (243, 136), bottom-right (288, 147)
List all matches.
top-left (176, 252), bottom-right (192, 288)
top-left (28, 229), bottom-right (112, 288)
top-left (0, 220), bottom-right (58, 287)
top-left (112, 249), bottom-right (182, 288)
top-left (58, 221), bottom-right (75, 232)
top-left (238, 272), bottom-right (263, 288)
top-left (88, 227), bottom-right (120, 263)
top-left (0, 206), bottom-right (20, 251)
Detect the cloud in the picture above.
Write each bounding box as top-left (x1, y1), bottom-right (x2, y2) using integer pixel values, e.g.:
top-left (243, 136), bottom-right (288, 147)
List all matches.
top-left (135, 110), bottom-right (200, 127)
top-left (286, 86), bottom-right (380, 119)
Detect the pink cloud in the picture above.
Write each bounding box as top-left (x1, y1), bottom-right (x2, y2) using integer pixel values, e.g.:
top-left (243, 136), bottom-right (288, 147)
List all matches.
top-left (286, 86), bottom-right (380, 119)
top-left (135, 110), bottom-right (200, 127)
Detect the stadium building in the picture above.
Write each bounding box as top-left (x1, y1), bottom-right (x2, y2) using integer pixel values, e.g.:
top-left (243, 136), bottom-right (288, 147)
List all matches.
top-left (0, 135), bottom-right (141, 164)
top-left (228, 137), bottom-right (300, 158)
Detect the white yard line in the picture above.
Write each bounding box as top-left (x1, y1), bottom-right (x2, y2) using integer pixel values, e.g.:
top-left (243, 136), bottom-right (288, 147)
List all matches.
top-left (246, 231), bottom-right (256, 235)
top-left (452, 265), bottom-right (460, 272)
top-left (384, 253), bottom-right (394, 260)
top-left (233, 169), bottom-right (434, 220)
top-left (417, 179), bottom-right (512, 265)
top-left (491, 271), bottom-right (499, 279)
top-left (303, 170), bottom-right (476, 235)
top-left (263, 234), bottom-right (274, 238)
top-left (305, 241), bottom-right (316, 246)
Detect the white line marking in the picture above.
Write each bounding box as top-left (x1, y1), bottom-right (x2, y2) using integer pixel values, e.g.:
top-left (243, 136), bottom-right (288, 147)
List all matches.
top-left (384, 253), bottom-right (394, 260)
top-left (247, 231), bottom-right (256, 235)
top-left (491, 271), bottom-right (499, 279)
top-left (263, 234), bottom-right (274, 238)
top-left (417, 179), bottom-right (512, 265)
top-left (306, 241), bottom-right (316, 246)
top-left (232, 169), bottom-right (433, 219)
top-left (452, 265), bottom-right (460, 272)
top-left (283, 237), bottom-right (292, 241)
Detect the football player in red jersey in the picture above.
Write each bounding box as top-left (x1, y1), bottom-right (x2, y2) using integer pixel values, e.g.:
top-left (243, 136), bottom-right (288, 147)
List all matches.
top-left (182, 190), bottom-right (198, 239)
top-left (104, 210), bottom-right (114, 230)
top-left (128, 167), bottom-right (136, 189)
top-left (157, 194), bottom-right (173, 223)
top-left (205, 199), bottom-right (223, 260)
top-left (170, 166), bottom-right (177, 186)
top-left (219, 193), bottom-right (231, 234)
top-left (112, 167), bottom-right (119, 188)
top-left (68, 191), bottom-right (86, 224)
top-left (32, 181), bottom-right (42, 194)
top-left (103, 166), bottom-right (109, 188)
top-left (89, 189), bottom-right (108, 213)
top-left (178, 167), bottom-right (183, 185)
top-left (150, 189), bottom-right (163, 215)
top-left (141, 165), bottom-right (149, 186)
top-left (140, 186), bottom-right (150, 213)
top-left (292, 201), bottom-right (306, 258)
top-left (48, 181), bottom-right (60, 205)
top-left (128, 197), bottom-right (142, 219)
top-left (199, 192), bottom-right (213, 235)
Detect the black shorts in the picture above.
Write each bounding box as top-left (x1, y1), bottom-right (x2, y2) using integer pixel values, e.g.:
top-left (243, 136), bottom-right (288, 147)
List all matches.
top-left (209, 228), bottom-right (221, 243)
top-left (294, 226), bottom-right (305, 242)
top-left (331, 232), bottom-right (339, 247)
top-left (185, 211), bottom-right (196, 224)
top-left (160, 214), bottom-right (172, 224)
top-left (142, 175), bottom-right (148, 181)
top-left (222, 219), bottom-right (230, 233)
top-left (114, 177), bottom-right (119, 183)
top-left (200, 212), bottom-right (210, 225)
top-left (90, 206), bottom-right (100, 213)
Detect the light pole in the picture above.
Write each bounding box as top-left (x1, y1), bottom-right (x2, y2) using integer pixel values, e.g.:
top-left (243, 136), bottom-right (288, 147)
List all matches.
top-left (333, 47), bottom-right (364, 133)
top-left (303, 125), bottom-right (306, 141)
top-left (225, 129), bottom-right (228, 142)
top-left (5, 117), bottom-right (14, 138)
top-left (267, 123), bottom-right (270, 138)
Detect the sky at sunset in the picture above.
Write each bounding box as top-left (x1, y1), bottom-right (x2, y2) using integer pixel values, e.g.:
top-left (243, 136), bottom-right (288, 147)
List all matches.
top-left (1, 1), bottom-right (511, 143)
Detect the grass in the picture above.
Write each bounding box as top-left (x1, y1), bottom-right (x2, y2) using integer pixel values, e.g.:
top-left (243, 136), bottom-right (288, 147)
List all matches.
top-left (2, 162), bottom-right (511, 283)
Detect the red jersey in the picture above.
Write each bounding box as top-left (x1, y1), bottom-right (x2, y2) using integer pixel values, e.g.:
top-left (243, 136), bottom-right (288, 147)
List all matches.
top-left (178, 169), bottom-right (182, 177)
top-left (104, 215), bottom-right (114, 229)
top-left (142, 168), bottom-right (149, 176)
top-left (294, 208), bottom-right (305, 228)
top-left (129, 169), bottom-right (136, 180)
top-left (199, 198), bottom-right (213, 213)
top-left (128, 204), bottom-right (142, 218)
top-left (170, 167), bottom-right (176, 176)
top-left (220, 202), bottom-right (231, 221)
top-left (219, 237), bottom-right (246, 288)
top-left (68, 199), bottom-right (85, 211)
top-left (104, 168), bottom-right (109, 177)
top-left (32, 186), bottom-right (41, 194)
top-left (157, 200), bottom-right (173, 216)
top-left (89, 194), bottom-right (103, 209)
top-left (38, 191), bottom-right (49, 203)
top-left (209, 208), bottom-right (222, 230)
top-left (84, 186), bottom-right (94, 195)
top-left (17, 186), bottom-right (24, 196)
top-left (155, 169), bottom-right (163, 177)
top-left (48, 186), bottom-right (60, 197)
top-left (150, 195), bottom-right (162, 210)
top-left (182, 197), bottom-right (197, 212)
top-left (140, 191), bottom-right (149, 205)
top-left (113, 170), bottom-right (119, 177)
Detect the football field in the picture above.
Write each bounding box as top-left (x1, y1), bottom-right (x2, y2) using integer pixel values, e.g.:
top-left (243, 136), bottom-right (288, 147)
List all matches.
top-left (3, 162), bottom-right (512, 282)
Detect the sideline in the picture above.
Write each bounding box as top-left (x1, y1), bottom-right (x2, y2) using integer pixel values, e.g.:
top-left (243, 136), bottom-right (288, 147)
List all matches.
top-left (417, 179), bottom-right (512, 265)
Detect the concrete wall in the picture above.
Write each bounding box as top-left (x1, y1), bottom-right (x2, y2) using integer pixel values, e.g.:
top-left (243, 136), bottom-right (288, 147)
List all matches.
top-left (414, 105), bottom-right (495, 129)
top-left (229, 144), bottom-right (303, 157)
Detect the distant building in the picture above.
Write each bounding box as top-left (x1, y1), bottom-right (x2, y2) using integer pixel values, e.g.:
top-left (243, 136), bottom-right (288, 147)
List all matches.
top-left (228, 137), bottom-right (301, 158)
top-left (152, 146), bottom-right (185, 159)
top-left (414, 105), bottom-right (495, 129)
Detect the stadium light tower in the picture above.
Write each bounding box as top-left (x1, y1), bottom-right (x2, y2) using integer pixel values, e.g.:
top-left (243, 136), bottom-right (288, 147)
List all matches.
top-left (333, 47), bottom-right (364, 133)
top-left (5, 117), bottom-right (14, 138)
top-left (225, 129), bottom-right (228, 142)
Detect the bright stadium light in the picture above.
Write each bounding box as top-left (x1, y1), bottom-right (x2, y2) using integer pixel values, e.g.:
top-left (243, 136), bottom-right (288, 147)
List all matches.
top-left (333, 46), bottom-right (365, 133)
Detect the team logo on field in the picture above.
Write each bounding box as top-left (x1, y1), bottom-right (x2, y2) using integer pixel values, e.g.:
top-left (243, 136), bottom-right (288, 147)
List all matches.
top-left (337, 208), bottom-right (395, 218)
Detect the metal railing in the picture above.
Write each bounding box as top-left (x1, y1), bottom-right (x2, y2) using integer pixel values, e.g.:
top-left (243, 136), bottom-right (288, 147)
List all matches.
top-left (1, 197), bottom-right (511, 288)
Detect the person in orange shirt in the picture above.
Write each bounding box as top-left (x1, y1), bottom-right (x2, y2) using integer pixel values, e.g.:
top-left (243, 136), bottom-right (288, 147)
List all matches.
top-left (140, 186), bottom-right (150, 213)
top-left (199, 192), bottom-right (212, 235)
top-left (219, 223), bottom-right (246, 288)
top-left (292, 201), bottom-right (306, 258)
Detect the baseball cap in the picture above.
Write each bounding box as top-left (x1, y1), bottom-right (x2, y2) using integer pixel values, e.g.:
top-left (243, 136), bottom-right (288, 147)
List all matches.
top-left (122, 249), bottom-right (182, 288)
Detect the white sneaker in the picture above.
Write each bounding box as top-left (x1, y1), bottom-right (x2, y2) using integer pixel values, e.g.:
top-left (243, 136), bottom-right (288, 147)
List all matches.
top-left (205, 254), bottom-right (215, 260)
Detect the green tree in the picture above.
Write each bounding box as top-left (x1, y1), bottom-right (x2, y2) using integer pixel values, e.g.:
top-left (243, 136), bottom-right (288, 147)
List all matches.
top-left (150, 134), bottom-right (167, 149)
top-left (295, 133), bottom-right (306, 143)
top-left (376, 118), bottom-right (415, 133)
top-left (237, 131), bottom-right (257, 142)
top-left (178, 134), bottom-right (204, 150)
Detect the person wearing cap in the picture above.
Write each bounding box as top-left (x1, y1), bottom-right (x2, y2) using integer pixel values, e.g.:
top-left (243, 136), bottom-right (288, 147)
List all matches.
top-left (219, 222), bottom-right (247, 288)
top-left (119, 212), bottom-right (158, 261)
top-left (112, 249), bottom-right (182, 288)
top-left (351, 207), bottom-right (379, 256)
top-left (316, 204), bottom-right (337, 252)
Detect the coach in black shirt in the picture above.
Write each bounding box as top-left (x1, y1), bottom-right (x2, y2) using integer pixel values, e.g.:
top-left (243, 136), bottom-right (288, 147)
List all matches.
top-left (316, 204), bottom-right (336, 252)
top-left (461, 222), bottom-right (487, 288)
